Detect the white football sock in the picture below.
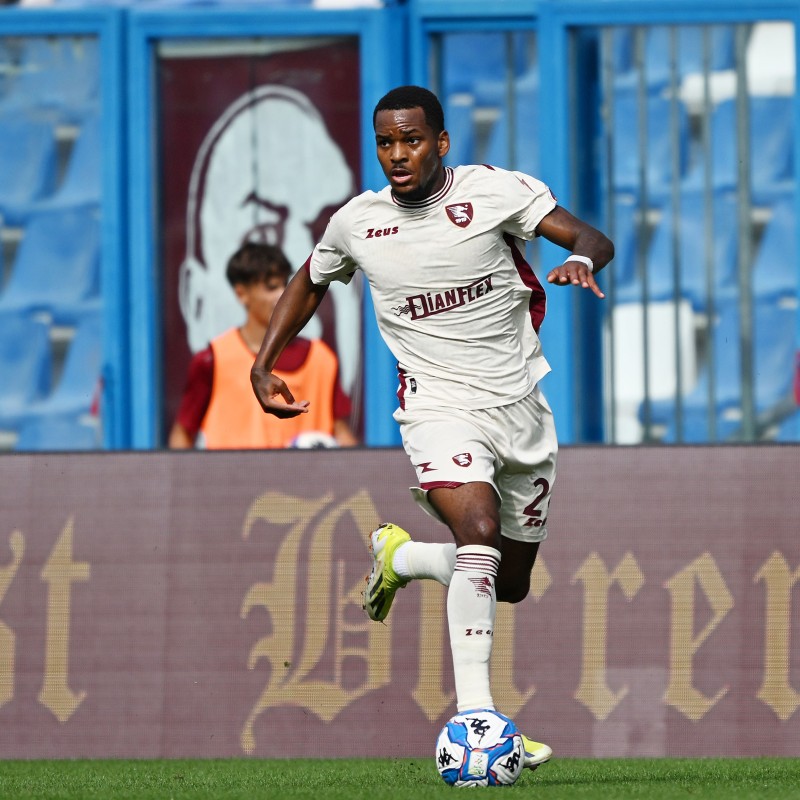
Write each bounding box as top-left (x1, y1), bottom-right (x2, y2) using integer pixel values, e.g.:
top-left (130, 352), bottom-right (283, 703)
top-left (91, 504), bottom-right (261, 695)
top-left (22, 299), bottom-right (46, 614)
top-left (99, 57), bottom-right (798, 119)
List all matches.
top-left (392, 541), bottom-right (457, 586)
top-left (448, 544), bottom-right (500, 712)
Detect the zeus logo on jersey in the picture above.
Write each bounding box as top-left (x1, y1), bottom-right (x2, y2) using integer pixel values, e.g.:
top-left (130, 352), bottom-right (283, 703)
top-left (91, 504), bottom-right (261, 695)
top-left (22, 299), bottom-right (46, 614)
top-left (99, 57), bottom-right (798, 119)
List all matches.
top-left (365, 226), bottom-right (399, 238)
top-left (406, 275), bottom-right (494, 320)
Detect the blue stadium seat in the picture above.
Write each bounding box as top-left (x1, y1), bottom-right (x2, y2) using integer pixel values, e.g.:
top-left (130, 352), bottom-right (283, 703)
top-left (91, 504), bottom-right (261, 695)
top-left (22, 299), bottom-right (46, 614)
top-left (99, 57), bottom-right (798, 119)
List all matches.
top-left (0, 206), bottom-right (101, 325)
top-left (67, 0), bottom-right (313, 5)
top-left (610, 25), bottom-right (735, 86)
top-left (751, 296), bottom-right (797, 425)
top-left (605, 27), bottom-right (634, 75)
top-left (644, 25), bottom-right (735, 88)
top-left (648, 300), bottom-right (739, 442)
top-left (774, 409), bottom-right (800, 442)
top-left (441, 32), bottom-right (528, 99)
top-left (481, 69), bottom-right (540, 176)
top-left (0, 40), bottom-right (13, 100)
top-left (752, 194), bottom-right (796, 300)
top-left (17, 308), bottom-right (104, 423)
top-left (649, 294), bottom-right (797, 442)
top-left (14, 414), bottom-right (99, 452)
top-left (35, 115), bottom-right (102, 212)
top-left (443, 95), bottom-right (477, 168)
top-left (0, 113), bottom-right (59, 227)
top-left (616, 191), bottom-right (738, 309)
top-left (0, 36), bottom-right (99, 124)
top-left (611, 85), bottom-right (690, 202)
top-left (605, 195), bottom-right (641, 293)
top-left (682, 96), bottom-right (794, 205)
top-left (0, 310), bottom-right (52, 431)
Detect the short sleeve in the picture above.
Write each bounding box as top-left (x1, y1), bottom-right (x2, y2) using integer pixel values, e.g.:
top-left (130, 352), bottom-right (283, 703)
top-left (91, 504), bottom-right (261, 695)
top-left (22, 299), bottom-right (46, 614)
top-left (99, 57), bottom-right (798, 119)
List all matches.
top-left (308, 206), bottom-right (359, 286)
top-left (174, 347), bottom-right (214, 437)
top-left (502, 170), bottom-right (558, 240)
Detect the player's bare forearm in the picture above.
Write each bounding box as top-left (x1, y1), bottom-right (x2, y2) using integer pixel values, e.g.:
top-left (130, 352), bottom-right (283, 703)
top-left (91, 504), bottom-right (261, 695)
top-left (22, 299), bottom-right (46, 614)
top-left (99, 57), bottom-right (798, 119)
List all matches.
top-left (537, 206), bottom-right (615, 270)
top-left (536, 206), bottom-right (614, 298)
top-left (250, 266), bottom-right (328, 416)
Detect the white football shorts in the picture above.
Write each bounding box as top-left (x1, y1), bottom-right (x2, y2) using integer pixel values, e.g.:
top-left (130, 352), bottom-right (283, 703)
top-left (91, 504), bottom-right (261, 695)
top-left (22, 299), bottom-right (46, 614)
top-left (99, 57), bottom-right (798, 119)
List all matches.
top-left (394, 384), bottom-right (558, 543)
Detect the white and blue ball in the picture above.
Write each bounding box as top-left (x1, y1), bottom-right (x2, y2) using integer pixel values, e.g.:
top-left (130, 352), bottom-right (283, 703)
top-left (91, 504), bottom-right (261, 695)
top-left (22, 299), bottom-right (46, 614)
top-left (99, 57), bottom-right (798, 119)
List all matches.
top-left (435, 709), bottom-right (525, 787)
top-left (289, 431), bottom-right (339, 449)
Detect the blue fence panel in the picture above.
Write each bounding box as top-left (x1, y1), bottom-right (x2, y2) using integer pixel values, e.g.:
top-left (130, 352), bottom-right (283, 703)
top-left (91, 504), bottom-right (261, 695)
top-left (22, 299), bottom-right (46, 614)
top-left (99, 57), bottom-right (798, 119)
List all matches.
top-left (0, 8), bottom-right (127, 449)
top-left (538, 0), bottom-right (800, 444)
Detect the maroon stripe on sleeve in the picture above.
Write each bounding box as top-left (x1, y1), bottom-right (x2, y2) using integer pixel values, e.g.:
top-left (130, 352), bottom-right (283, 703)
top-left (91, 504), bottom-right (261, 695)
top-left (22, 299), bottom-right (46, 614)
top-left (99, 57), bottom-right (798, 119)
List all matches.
top-left (503, 233), bottom-right (547, 333)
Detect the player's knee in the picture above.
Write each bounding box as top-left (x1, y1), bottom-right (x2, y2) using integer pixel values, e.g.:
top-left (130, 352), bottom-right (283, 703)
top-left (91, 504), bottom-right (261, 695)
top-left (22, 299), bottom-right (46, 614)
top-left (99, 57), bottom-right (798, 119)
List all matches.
top-left (459, 515), bottom-right (501, 550)
top-left (496, 578), bottom-right (530, 604)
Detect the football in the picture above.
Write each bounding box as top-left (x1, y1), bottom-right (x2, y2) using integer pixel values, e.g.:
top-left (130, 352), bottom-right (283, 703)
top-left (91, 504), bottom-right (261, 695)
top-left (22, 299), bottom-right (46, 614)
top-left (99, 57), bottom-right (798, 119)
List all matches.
top-left (435, 709), bottom-right (525, 787)
top-left (289, 431), bottom-right (339, 449)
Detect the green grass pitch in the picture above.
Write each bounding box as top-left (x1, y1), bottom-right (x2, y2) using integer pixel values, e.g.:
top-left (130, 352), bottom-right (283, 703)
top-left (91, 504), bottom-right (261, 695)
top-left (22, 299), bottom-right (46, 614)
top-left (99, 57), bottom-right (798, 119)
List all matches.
top-left (0, 757), bottom-right (798, 799)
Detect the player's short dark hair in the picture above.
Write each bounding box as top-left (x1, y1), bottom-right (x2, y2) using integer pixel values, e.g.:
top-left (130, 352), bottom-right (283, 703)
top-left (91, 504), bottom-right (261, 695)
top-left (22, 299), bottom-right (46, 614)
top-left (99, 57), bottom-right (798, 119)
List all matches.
top-left (373, 85), bottom-right (445, 134)
top-left (225, 242), bottom-right (292, 288)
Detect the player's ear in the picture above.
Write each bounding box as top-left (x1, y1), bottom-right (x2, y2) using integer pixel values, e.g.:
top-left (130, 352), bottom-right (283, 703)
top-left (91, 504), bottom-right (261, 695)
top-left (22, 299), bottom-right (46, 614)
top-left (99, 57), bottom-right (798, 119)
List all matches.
top-left (438, 130), bottom-right (450, 158)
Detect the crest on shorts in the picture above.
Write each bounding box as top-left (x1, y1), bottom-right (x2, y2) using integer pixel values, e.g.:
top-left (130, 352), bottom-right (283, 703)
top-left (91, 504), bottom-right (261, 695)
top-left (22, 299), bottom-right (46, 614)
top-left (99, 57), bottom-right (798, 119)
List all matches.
top-left (452, 452), bottom-right (473, 467)
top-left (445, 203), bottom-right (473, 228)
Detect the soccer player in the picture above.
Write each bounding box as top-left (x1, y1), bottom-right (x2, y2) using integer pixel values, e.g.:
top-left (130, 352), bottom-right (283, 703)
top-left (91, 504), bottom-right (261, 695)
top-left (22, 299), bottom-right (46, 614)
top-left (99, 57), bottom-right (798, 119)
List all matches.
top-left (250, 85), bottom-right (614, 768)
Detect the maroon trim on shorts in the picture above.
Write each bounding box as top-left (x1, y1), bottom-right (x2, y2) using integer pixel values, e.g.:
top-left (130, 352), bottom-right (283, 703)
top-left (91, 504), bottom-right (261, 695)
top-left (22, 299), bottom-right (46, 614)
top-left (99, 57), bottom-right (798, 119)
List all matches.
top-left (397, 367), bottom-right (407, 411)
top-left (504, 232), bottom-right (547, 333)
top-left (420, 480), bottom-right (465, 490)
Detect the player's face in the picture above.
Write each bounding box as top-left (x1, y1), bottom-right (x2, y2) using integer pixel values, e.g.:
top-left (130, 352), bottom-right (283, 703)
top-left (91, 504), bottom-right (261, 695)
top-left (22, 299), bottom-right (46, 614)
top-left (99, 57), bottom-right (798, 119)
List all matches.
top-left (237, 276), bottom-right (287, 327)
top-left (375, 107), bottom-right (449, 201)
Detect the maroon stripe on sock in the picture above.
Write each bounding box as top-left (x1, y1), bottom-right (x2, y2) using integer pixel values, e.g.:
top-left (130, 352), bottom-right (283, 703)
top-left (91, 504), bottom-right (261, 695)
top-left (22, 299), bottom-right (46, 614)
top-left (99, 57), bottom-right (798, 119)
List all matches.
top-left (454, 553), bottom-right (500, 577)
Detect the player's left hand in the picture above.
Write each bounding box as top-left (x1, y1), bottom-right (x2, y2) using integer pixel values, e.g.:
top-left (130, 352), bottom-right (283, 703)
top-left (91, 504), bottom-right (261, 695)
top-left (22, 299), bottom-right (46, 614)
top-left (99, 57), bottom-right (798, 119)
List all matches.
top-left (546, 260), bottom-right (605, 299)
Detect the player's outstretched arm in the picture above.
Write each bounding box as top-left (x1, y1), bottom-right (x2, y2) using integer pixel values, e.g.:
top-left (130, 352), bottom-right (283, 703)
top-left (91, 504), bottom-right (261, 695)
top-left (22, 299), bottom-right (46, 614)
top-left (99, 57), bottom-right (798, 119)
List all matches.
top-left (251, 266), bottom-right (328, 418)
top-left (536, 206), bottom-right (614, 299)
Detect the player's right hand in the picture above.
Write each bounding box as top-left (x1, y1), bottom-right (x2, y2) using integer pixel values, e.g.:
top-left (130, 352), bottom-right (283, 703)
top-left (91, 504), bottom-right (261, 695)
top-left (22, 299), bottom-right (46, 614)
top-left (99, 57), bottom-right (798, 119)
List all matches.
top-left (250, 366), bottom-right (310, 418)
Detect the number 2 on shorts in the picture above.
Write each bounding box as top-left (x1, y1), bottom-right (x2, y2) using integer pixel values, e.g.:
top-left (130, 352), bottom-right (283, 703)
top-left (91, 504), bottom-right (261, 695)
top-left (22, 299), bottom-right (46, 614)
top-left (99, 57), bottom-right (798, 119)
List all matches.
top-left (522, 477), bottom-right (550, 528)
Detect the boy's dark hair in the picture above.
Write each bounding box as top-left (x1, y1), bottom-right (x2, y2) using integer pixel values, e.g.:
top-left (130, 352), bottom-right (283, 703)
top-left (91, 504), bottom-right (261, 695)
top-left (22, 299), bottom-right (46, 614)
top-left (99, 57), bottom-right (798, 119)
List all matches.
top-left (225, 242), bottom-right (292, 288)
top-left (373, 85), bottom-right (445, 134)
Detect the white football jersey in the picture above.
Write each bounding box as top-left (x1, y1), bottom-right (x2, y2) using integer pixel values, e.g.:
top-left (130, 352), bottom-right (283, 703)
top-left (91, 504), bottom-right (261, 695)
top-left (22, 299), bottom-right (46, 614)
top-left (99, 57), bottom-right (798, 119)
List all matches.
top-left (309, 164), bottom-right (558, 411)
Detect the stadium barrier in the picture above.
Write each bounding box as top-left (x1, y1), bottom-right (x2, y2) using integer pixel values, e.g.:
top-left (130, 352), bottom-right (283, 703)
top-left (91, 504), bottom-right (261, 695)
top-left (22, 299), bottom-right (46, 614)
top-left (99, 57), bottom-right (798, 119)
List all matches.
top-left (0, 445), bottom-right (798, 758)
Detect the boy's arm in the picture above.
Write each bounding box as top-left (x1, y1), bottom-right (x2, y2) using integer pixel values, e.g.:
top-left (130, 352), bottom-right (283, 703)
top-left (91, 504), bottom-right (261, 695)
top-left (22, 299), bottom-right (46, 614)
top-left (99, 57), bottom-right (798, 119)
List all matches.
top-left (167, 422), bottom-right (195, 449)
